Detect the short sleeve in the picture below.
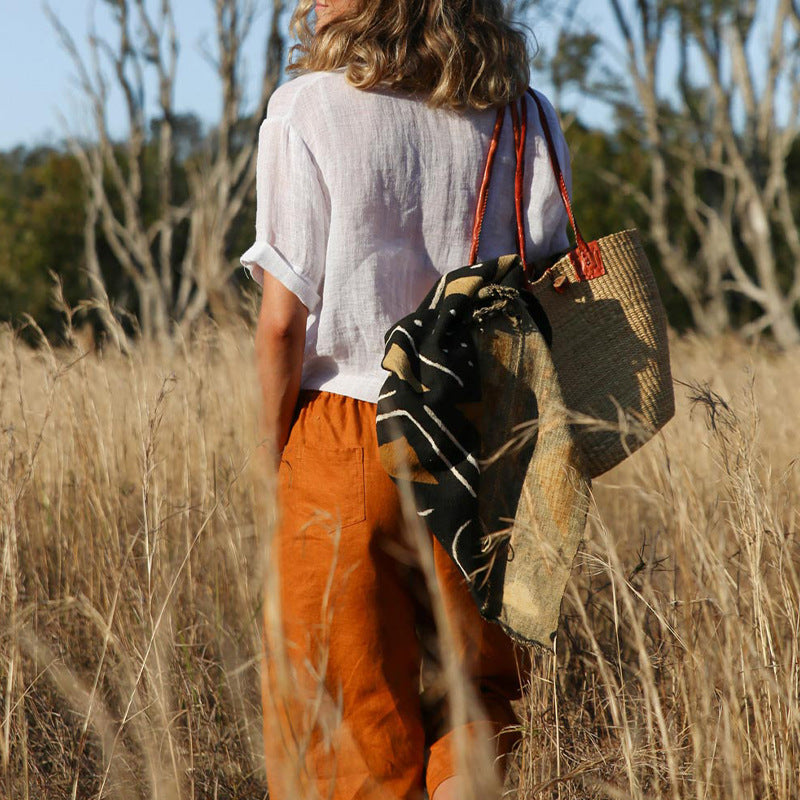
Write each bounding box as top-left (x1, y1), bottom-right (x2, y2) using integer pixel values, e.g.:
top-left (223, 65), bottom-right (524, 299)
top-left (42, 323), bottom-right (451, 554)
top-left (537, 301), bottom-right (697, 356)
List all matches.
top-left (240, 116), bottom-right (330, 312)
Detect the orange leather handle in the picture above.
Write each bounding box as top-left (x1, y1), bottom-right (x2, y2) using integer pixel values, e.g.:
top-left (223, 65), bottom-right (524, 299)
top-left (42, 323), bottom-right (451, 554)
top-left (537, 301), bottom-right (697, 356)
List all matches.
top-left (469, 95), bottom-right (528, 273)
top-left (527, 87), bottom-right (604, 280)
top-left (469, 107), bottom-right (505, 265)
top-left (510, 93), bottom-right (528, 275)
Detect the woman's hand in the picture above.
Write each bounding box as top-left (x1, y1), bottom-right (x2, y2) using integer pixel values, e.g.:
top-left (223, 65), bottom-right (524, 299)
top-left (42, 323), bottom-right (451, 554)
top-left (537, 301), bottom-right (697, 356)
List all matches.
top-left (254, 270), bottom-right (308, 468)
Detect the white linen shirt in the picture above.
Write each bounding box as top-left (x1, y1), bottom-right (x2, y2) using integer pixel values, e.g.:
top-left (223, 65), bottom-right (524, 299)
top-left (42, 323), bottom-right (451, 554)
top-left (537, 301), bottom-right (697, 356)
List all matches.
top-left (241, 70), bottom-right (572, 403)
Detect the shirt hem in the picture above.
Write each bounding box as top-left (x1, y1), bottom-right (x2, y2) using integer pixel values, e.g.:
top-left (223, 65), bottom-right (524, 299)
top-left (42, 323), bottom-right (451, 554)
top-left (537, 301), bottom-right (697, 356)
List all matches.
top-left (300, 375), bottom-right (387, 405)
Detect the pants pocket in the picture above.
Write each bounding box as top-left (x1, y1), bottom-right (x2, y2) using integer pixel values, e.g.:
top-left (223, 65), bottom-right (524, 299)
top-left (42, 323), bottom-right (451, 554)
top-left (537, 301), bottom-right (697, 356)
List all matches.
top-left (279, 444), bottom-right (367, 531)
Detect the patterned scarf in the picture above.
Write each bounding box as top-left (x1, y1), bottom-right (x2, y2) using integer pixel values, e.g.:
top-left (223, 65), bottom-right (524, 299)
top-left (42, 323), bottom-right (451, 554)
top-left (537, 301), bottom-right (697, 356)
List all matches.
top-left (376, 254), bottom-right (590, 646)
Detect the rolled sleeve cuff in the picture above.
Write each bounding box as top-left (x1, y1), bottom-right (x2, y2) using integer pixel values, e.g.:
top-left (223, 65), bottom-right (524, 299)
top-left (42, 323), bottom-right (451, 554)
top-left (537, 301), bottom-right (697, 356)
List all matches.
top-left (240, 240), bottom-right (321, 312)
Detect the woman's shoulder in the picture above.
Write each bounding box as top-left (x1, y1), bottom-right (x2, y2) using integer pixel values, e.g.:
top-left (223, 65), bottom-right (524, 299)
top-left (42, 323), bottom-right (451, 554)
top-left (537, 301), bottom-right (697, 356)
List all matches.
top-left (526, 88), bottom-right (560, 127)
top-left (267, 70), bottom-right (449, 124)
top-left (266, 70), bottom-right (351, 121)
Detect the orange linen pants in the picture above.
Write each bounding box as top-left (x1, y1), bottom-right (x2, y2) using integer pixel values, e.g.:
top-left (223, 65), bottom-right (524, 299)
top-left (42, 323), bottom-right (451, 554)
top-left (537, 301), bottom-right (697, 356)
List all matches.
top-left (262, 390), bottom-right (526, 800)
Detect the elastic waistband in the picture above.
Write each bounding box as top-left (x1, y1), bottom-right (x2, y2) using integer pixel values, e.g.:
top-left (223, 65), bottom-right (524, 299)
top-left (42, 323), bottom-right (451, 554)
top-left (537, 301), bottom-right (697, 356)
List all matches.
top-left (297, 388), bottom-right (375, 405)
top-left (287, 390), bottom-right (379, 452)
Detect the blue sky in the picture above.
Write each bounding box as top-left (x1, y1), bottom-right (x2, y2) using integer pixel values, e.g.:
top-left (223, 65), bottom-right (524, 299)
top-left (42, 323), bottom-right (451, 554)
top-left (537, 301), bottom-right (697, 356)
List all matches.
top-left (0, 1), bottom-right (623, 151)
top-left (0, 1), bottom-right (276, 149)
top-left (0, 1), bottom-right (281, 149)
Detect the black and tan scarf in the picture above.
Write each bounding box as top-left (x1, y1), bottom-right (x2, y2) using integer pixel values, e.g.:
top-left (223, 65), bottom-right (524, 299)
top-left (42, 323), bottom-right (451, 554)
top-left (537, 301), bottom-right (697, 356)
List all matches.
top-left (376, 254), bottom-right (590, 647)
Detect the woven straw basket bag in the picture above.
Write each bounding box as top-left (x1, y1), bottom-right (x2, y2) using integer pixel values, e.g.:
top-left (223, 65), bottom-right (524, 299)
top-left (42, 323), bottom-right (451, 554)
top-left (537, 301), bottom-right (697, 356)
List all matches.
top-left (525, 89), bottom-right (674, 477)
top-left (375, 89), bottom-right (675, 643)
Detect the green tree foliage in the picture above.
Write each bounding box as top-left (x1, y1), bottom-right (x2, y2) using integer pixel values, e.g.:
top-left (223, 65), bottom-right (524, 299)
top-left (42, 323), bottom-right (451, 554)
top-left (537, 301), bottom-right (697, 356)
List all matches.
top-left (0, 148), bottom-right (87, 335)
top-left (0, 112), bottom-right (259, 341)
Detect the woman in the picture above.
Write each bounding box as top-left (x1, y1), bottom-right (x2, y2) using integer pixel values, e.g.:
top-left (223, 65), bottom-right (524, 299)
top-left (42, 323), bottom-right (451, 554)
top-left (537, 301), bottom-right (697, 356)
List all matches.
top-left (241, 1), bottom-right (572, 797)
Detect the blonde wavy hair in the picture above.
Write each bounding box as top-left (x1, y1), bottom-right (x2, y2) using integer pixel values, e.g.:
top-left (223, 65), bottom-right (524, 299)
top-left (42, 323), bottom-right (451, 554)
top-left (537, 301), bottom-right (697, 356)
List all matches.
top-left (287, 0), bottom-right (531, 110)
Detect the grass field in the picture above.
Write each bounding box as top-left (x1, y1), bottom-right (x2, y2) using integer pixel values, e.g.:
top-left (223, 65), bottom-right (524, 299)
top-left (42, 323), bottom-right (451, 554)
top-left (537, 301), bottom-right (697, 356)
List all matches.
top-left (1, 321), bottom-right (798, 799)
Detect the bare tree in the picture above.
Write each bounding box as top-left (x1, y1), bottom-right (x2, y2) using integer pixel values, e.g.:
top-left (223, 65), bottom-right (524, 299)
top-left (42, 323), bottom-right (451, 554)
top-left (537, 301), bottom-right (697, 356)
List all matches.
top-left (48, 0), bottom-right (285, 344)
top-left (536, 0), bottom-right (800, 346)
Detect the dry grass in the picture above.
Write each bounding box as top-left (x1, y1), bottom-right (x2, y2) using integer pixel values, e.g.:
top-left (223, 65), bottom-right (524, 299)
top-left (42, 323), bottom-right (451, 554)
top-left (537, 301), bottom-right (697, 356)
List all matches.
top-left (1, 321), bottom-right (798, 799)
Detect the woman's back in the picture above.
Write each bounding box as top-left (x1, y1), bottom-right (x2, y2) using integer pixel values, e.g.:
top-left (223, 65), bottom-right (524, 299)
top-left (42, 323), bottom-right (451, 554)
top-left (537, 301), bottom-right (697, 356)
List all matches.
top-left (242, 69), bottom-right (571, 402)
top-left (249, 7), bottom-right (576, 799)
